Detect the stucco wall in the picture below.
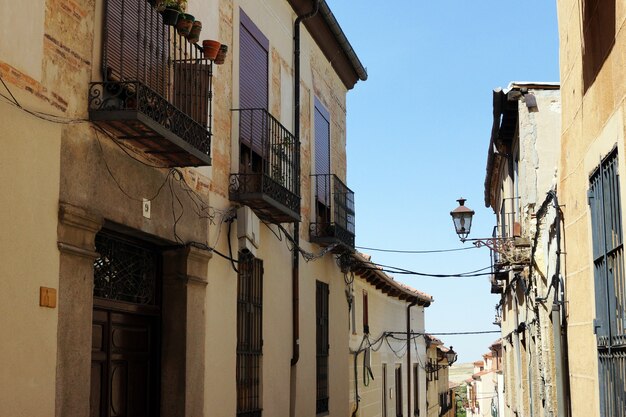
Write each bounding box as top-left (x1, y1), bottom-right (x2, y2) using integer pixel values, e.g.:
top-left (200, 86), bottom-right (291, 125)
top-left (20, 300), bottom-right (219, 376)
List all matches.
top-left (0, 99), bottom-right (62, 416)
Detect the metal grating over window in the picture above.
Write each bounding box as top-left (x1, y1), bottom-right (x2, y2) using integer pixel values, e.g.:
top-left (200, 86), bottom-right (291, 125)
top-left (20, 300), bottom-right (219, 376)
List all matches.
top-left (395, 364), bottom-right (403, 417)
top-left (589, 147), bottom-right (626, 417)
top-left (316, 280), bottom-right (329, 414)
top-left (93, 231), bottom-right (159, 305)
top-left (237, 252), bottom-right (263, 417)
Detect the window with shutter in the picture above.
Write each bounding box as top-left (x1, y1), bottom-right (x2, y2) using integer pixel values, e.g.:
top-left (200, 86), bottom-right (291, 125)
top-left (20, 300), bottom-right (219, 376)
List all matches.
top-left (316, 280), bottom-right (329, 414)
top-left (239, 10), bottom-right (269, 168)
top-left (588, 147), bottom-right (626, 417)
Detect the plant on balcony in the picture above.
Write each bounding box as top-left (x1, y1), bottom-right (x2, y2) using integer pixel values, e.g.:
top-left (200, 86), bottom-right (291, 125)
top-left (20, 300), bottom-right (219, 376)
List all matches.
top-left (158, 0), bottom-right (187, 25)
top-left (214, 44), bottom-right (228, 65)
top-left (202, 40), bottom-right (221, 60)
top-left (187, 20), bottom-right (202, 43)
top-left (176, 13), bottom-right (195, 36)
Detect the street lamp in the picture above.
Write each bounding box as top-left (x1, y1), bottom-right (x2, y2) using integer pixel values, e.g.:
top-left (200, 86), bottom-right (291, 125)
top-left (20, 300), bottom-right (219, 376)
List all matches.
top-left (450, 198), bottom-right (474, 241)
top-left (450, 198), bottom-right (514, 255)
top-left (445, 346), bottom-right (458, 365)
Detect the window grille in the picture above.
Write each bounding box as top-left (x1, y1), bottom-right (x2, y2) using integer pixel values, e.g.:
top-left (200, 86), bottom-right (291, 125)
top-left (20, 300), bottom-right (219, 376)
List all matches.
top-left (316, 281), bottom-right (329, 414)
top-left (237, 252), bottom-right (263, 417)
top-left (93, 231), bottom-right (159, 305)
top-left (395, 365), bottom-right (403, 417)
top-left (589, 147), bottom-right (626, 417)
top-left (413, 364), bottom-right (419, 416)
top-left (382, 363), bottom-right (388, 417)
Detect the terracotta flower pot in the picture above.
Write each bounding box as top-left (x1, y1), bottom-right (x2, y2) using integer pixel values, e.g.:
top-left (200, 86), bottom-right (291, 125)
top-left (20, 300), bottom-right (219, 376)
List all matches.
top-left (187, 20), bottom-right (202, 43)
top-left (160, 8), bottom-right (179, 26)
top-left (202, 40), bottom-right (221, 60)
top-left (214, 44), bottom-right (228, 65)
top-left (176, 13), bottom-right (194, 36)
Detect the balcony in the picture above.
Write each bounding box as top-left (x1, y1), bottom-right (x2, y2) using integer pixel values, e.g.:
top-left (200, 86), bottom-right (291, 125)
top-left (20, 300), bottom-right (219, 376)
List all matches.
top-left (310, 174), bottom-right (355, 251)
top-left (88, 0), bottom-right (212, 167)
top-left (230, 108), bottom-right (300, 223)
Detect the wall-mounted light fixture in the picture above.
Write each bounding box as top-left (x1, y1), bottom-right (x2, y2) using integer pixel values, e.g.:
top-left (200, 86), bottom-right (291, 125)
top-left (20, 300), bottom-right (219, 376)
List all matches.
top-left (450, 198), bottom-right (514, 255)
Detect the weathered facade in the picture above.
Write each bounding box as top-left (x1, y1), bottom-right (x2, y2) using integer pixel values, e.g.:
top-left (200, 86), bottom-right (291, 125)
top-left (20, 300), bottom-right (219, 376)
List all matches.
top-left (0, 1), bottom-right (428, 417)
top-left (483, 82), bottom-right (564, 417)
top-left (556, 1), bottom-right (626, 416)
top-left (424, 335), bottom-right (456, 417)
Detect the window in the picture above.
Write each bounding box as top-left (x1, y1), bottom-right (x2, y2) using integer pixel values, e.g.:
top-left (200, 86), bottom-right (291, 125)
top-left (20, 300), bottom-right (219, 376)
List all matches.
top-left (236, 252), bottom-right (263, 417)
top-left (412, 364), bottom-right (419, 416)
top-left (582, 0), bottom-right (616, 91)
top-left (362, 290), bottom-right (369, 334)
top-left (588, 148), bottom-right (626, 417)
top-left (395, 365), bottom-right (403, 417)
top-left (239, 9), bottom-right (269, 171)
top-left (314, 98), bottom-right (331, 223)
top-left (382, 363), bottom-right (388, 417)
top-left (316, 281), bottom-right (330, 414)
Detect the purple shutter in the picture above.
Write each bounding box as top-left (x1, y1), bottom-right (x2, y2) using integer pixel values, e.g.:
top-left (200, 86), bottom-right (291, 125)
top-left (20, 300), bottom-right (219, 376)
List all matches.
top-left (239, 10), bottom-right (269, 156)
top-left (314, 98), bottom-right (330, 203)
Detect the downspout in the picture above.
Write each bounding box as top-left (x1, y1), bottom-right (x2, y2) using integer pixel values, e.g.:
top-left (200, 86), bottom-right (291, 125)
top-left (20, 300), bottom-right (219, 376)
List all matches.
top-left (407, 300), bottom-right (418, 417)
top-left (548, 191), bottom-right (568, 417)
top-left (290, 3), bottom-right (319, 417)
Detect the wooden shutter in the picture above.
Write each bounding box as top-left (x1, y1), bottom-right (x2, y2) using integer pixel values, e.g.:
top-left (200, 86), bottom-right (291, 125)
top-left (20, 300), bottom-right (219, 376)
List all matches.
top-left (103, 0), bottom-right (168, 94)
top-left (239, 10), bottom-right (269, 156)
top-left (314, 98), bottom-right (331, 202)
top-left (173, 62), bottom-right (210, 126)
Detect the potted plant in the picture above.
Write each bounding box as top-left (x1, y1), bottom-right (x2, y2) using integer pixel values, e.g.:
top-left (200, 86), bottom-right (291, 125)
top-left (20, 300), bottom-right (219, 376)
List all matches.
top-left (214, 44), bottom-right (228, 65)
top-left (176, 13), bottom-right (195, 36)
top-left (159, 0), bottom-right (185, 26)
top-left (188, 20), bottom-right (202, 43)
top-left (202, 40), bottom-right (221, 60)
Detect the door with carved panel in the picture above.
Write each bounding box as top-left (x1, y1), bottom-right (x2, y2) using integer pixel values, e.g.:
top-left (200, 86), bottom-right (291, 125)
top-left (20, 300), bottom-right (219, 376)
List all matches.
top-left (90, 231), bottom-right (161, 417)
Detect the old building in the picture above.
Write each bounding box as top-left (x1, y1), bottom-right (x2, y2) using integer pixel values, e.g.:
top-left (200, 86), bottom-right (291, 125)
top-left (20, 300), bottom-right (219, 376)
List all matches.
top-left (0, 1), bottom-right (440, 417)
top-left (556, 1), bottom-right (626, 416)
top-left (481, 82), bottom-right (564, 417)
top-left (346, 252), bottom-right (432, 417)
top-left (424, 335), bottom-right (456, 417)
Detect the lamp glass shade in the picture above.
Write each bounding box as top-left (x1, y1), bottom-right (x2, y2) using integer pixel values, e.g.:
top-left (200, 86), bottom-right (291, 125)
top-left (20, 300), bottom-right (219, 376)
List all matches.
top-left (450, 198), bottom-right (475, 240)
top-left (445, 347), bottom-right (458, 365)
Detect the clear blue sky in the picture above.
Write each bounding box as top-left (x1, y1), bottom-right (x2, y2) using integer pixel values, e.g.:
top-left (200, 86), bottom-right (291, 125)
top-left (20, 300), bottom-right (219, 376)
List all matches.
top-left (326, 0), bottom-right (560, 363)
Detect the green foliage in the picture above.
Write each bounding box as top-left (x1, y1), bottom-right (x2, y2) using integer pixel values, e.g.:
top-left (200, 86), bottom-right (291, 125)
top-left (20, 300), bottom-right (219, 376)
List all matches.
top-left (158, 0), bottom-right (186, 12)
top-left (454, 385), bottom-right (468, 417)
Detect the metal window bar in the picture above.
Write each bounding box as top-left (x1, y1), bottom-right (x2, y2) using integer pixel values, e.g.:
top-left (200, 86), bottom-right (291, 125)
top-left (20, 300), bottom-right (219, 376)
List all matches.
top-left (93, 230), bottom-right (159, 305)
top-left (233, 108), bottom-right (300, 195)
top-left (589, 148), bottom-right (626, 417)
top-left (395, 365), bottom-right (404, 417)
top-left (91, 0), bottom-right (213, 154)
top-left (237, 253), bottom-right (263, 417)
top-left (316, 281), bottom-right (329, 414)
top-left (310, 174), bottom-right (356, 248)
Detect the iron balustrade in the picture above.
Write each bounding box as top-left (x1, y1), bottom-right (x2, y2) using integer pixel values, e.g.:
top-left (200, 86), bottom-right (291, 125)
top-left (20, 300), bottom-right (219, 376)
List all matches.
top-left (310, 174), bottom-right (355, 250)
top-left (89, 0), bottom-right (212, 167)
top-left (230, 108), bottom-right (300, 223)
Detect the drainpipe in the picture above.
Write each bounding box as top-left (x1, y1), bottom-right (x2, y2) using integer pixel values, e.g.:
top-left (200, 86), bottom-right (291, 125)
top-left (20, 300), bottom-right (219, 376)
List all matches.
top-left (407, 300), bottom-right (417, 417)
top-left (548, 192), bottom-right (568, 417)
top-left (290, 3), bottom-right (319, 417)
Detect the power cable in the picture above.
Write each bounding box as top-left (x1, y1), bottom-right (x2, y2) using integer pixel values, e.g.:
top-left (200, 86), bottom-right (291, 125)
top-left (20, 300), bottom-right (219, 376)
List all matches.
top-left (356, 245), bottom-right (479, 254)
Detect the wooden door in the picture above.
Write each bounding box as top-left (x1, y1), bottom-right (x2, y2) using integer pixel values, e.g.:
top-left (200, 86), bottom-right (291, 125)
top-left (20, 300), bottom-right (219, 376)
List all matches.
top-left (91, 305), bottom-right (159, 417)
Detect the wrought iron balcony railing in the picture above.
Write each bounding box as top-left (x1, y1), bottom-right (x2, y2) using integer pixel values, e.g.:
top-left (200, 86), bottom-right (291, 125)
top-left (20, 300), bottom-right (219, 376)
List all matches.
top-left (310, 174), bottom-right (355, 250)
top-left (230, 108), bottom-right (300, 223)
top-left (88, 0), bottom-right (212, 167)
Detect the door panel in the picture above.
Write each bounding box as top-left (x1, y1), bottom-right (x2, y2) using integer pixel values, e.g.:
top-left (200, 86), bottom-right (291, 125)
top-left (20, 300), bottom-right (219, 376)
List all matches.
top-left (91, 307), bottom-right (158, 417)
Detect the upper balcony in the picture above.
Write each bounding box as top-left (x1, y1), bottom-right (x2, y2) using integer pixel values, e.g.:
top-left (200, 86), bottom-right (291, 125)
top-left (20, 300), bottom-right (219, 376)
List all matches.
top-left (310, 174), bottom-right (355, 251)
top-left (230, 108), bottom-right (300, 223)
top-left (88, 0), bottom-right (212, 167)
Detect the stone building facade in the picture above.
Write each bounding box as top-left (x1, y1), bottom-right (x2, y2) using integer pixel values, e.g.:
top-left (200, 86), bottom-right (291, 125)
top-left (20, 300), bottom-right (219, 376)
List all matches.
top-left (0, 1), bottom-right (435, 417)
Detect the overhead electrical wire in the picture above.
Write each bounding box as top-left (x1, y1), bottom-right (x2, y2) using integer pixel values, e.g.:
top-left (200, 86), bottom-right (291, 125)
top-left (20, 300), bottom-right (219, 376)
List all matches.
top-left (356, 245), bottom-right (479, 254)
